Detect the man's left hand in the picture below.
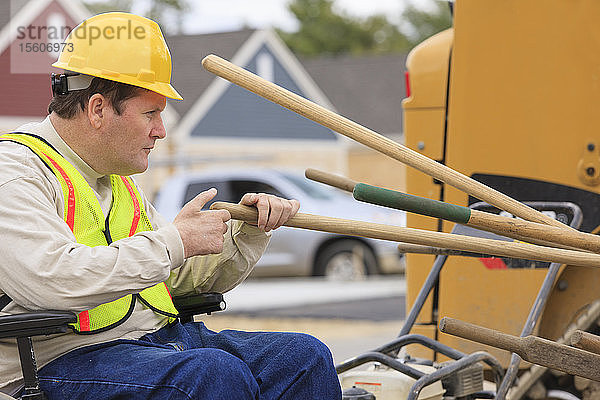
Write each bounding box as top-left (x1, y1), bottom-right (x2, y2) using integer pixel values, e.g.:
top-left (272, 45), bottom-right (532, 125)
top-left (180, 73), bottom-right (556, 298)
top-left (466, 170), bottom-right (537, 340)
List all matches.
top-left (239, 193), bottom-right (300, 232)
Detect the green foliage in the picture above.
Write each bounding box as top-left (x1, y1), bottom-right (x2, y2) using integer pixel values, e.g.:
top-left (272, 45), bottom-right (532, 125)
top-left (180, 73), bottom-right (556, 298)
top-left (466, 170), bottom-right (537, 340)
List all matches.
top-left (83, 0), bottom-right (189, 34)
top-left (82, 0), bottom-right (452, 55)
top-left (277, 0), bottom-right (409, 57)
top-left (401, 1), bottom-right (453, 43)
top-left (83, 0), bottom-right (133, 14)
top-left (279, 0), bottom-right (452, 57)
top-left (145, 0), bottom-right (188, 30)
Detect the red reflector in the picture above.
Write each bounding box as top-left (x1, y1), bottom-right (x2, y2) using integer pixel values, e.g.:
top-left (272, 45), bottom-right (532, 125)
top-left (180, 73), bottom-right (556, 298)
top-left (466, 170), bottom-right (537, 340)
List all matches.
top-left (479, 257), bottom-right (508, 270)
top-left (404, 71), bottom-right (411, 98)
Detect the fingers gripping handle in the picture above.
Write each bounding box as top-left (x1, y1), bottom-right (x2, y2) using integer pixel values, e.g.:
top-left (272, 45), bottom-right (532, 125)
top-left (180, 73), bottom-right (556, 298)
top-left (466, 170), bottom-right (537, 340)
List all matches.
top-left (210, 202), bottom-right (258, 224)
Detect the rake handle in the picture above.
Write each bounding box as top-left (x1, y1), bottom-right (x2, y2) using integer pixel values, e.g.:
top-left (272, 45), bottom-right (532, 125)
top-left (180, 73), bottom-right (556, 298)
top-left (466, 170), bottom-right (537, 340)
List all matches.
top-left (202, 54), bottom-right (566, 229)
top-left (306, 168), bottom-right (600, 253)
top-left (439, 317), bottom-right (600, 382)
top-left (571, 330), bottom-right (600, 355)
top-left (209, 202), bottom-right (600, 268)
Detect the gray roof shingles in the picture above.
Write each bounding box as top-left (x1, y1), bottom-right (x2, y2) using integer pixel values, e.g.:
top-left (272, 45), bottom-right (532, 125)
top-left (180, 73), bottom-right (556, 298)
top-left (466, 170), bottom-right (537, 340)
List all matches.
top-left (166, 30), bottom-right (254, 116)
top-left (300, 54), bottom-right (407, 134)
top-left (167, 30), bottom-right (407, 135)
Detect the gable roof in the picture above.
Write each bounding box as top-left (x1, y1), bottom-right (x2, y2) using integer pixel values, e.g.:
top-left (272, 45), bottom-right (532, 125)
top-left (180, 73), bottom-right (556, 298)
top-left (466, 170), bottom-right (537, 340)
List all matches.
top-left (0, 0), bottom-right (91, 121)
top-left (172, 29), bottom-right (337, 142)
top-left (301, 53), bottom-right (407, 135)
top-left (0, 1), bottom-right (29, 31)
top-left (0, 0), bottom-right (89, 56)
top-left (167, 30), bottom-right (255, 117)
top-left (166, 30), bottom-right (407, 137)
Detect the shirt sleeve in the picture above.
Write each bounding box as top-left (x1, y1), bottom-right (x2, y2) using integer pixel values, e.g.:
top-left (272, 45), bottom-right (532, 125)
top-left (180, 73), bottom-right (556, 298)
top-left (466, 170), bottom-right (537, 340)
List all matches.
top-left (0, 173), bottom-right (175, 312)
top-left (165, 221), bottom-right (271, 296)
top-left (141, 187), bottom-right (271, 296)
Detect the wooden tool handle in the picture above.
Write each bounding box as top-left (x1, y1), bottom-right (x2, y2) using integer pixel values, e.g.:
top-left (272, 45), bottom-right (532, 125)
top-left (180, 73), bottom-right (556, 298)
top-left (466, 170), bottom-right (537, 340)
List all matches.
top-left (353, 183), bottom-right (471, 224)
top-left (306, 169), bottom-right (596, 252)
top-left (439, 317), bottom-right (523, 355)
top-left (209, 202), bottom-right (600, 268)
top-left (305, 168), bottom-right (357, 192)
top-left (396, 243), bottom-right (492, 258)
top-left (440, 317), bottom-right (600, 382)
top-left (358, 183), bottom-right (600, 252)
top-left (571, 330), bottom-right (600, 355)
top-left (202, 54), bottom-right (567, 230)
top-left (306, 168), bottom-right (469, 224)
top-left (468, 210), bottom-right (600, 253)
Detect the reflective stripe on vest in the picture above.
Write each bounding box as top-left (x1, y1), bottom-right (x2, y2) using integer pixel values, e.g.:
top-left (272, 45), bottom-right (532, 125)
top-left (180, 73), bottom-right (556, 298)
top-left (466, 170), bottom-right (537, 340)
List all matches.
top-left (0, 133), bottom-right (178, 333)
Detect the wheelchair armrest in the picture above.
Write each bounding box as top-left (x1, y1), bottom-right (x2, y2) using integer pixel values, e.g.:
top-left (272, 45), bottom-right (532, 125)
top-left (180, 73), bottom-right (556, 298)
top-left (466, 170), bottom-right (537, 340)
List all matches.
top-left (0, 311), bottom-right (77, 339)
top-left (173, 293), bottom-right (226, 323)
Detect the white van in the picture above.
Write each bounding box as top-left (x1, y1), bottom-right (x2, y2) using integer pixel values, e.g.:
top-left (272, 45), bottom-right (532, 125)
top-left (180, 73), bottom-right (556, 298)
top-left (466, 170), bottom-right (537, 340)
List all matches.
top-left (154, 169), bottom-right (405, 280)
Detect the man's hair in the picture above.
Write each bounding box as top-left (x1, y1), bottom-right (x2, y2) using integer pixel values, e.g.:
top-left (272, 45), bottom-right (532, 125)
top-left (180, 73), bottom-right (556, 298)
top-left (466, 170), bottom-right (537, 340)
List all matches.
top-left (48, 76), bottom-right (144, 119)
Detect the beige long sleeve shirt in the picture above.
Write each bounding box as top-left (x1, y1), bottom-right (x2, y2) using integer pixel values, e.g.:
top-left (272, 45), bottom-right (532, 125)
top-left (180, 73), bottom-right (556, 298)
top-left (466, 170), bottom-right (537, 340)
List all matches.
top-left (0, 117), bottom-right (270, 392)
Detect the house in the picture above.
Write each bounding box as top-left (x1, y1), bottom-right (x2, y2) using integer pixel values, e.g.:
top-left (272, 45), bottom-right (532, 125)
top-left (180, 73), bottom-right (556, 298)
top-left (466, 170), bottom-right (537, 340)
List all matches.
top-left (142, 29), bottom-right (349, 194)
top-left (301, 53), bottom-right (407, 190)
top-left (142, 29), bottom-right (407, 195)
top-left (0, 0), bottom-right (89, 130)
top-left (1, 0), bottom-right (407, 196)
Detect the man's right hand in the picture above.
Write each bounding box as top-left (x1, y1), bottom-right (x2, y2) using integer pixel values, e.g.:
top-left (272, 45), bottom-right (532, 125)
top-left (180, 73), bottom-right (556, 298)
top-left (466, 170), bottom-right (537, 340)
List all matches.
top-left (173, 188), bottom-right (231, 259)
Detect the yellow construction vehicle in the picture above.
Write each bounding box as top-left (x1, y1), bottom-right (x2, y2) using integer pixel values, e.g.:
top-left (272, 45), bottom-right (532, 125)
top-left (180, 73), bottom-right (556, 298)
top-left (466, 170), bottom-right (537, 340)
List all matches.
top-left (196, 5), bottom-right (600, 397)
top-left (402, 0), bottom-right (600, 397)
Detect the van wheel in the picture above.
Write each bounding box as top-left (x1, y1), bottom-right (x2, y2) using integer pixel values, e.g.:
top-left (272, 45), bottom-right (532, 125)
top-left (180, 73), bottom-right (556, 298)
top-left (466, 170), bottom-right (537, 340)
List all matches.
top-left (314, 240), bottom-right (378, 281)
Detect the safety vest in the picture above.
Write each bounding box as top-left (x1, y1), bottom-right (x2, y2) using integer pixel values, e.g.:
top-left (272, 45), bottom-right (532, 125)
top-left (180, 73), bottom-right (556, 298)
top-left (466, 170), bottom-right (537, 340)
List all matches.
top-left (0, 132), bottom-right (179, 334)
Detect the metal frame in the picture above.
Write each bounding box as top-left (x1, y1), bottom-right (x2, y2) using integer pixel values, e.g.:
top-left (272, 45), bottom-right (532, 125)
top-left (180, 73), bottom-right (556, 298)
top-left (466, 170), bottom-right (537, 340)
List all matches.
top-left (337, 201), bottom-right (583, 400)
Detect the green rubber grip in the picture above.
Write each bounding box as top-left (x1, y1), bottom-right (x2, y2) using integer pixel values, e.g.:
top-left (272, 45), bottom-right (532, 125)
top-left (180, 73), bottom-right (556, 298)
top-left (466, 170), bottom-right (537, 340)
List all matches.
top-left (353, 183), bottom-right (471, 224)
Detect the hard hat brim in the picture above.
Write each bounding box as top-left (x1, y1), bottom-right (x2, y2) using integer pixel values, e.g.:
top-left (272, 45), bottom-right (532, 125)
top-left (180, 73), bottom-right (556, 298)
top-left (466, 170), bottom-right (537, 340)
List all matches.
top-left (146, 82), bottom-right (183, 101)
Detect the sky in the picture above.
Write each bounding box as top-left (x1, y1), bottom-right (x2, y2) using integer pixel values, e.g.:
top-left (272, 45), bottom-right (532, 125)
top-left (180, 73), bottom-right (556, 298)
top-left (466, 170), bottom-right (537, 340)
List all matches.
top-left (128, 0), bottom-right (438, 35)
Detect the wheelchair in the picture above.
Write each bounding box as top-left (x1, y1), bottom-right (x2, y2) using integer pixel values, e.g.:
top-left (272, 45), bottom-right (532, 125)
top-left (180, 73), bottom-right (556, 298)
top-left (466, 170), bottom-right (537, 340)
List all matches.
top-left (0, 293), bottom-right (226, 400)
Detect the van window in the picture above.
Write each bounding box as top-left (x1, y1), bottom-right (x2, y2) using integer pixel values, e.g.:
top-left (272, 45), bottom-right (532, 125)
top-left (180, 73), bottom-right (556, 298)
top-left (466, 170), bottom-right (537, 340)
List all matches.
top-left (229, 180), bottom-right (284, 202)
top-left (280, 173), bottom-right (333, 199)
top-left (183, 181), bottom-right (231, 208)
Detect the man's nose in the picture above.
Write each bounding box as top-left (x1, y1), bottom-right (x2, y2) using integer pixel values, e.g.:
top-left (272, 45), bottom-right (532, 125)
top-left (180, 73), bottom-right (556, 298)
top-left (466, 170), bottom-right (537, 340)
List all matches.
top-left (152, 116), bottom-right (167, 139)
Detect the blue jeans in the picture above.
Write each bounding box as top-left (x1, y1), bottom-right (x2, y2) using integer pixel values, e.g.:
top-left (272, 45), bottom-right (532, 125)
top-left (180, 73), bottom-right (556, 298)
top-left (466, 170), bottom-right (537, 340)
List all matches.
top-left (38, 321), bottom-right (342, 399)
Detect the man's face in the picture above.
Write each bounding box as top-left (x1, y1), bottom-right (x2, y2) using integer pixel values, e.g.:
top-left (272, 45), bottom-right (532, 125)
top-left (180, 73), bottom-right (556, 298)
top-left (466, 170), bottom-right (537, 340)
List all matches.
top-left (102, 90), bottom-right (167, 176)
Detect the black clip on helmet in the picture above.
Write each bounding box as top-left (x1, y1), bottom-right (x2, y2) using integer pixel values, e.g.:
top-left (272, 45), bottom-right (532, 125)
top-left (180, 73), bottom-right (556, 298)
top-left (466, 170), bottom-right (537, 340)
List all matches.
top-left (51, 73), bottom-right (69, 96)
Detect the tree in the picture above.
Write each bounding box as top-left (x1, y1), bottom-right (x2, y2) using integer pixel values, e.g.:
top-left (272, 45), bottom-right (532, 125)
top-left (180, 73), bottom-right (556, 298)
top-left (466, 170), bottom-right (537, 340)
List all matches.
top-left (278, 0), bottom-right (452, 57)
top-left (277, 0), bottom-right (411, 57)
top-left (83, 0), bottom-right (133, 14)
top-left (401, 1), bottom-right (453, 46)
top-left (83, 0), bottom-right (189, 34)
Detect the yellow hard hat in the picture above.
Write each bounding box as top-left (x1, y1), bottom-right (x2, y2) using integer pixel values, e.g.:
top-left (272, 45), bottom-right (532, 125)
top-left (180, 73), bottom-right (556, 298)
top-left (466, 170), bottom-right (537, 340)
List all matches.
top-left (52, 12), bottom-right (182, 100)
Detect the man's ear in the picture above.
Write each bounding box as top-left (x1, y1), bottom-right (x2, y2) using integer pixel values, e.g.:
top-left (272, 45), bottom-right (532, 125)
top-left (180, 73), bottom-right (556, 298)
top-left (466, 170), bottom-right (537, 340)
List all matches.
top-left (87, 93), bottom-right (108, 129)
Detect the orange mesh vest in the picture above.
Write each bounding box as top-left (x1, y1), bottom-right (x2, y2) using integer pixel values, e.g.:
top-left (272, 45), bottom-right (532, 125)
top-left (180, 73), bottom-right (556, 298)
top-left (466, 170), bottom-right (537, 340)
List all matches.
top-left (0, 133), bottom-right (178, 333)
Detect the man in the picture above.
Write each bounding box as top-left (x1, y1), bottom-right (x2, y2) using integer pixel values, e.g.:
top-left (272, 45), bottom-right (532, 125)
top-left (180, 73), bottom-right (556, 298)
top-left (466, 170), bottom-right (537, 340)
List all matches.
top-left (0, 12), bottom-right (341, 399)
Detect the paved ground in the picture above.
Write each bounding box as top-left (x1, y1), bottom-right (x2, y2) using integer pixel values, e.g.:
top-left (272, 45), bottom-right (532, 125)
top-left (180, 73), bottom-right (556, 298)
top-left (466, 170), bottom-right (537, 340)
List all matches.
top-left (221, 275), bottom-right (405, 315)
top-left (200, 275), bottom-right (407, 363)
top-left (240, 295), bottom-right (405, 320)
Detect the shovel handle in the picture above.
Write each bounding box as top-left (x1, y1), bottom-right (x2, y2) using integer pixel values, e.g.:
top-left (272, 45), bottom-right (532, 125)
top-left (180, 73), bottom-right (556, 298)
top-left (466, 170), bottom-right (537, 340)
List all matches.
top-left (571, 330), bottom-right (600, 355)
top-left (305, 168), bottom-right (357, 192)
top-left (306, 168), bottom-right (600, 253)
top-left (202, 54), bottom-right (567, 229)
top-left (439, 317), bottom-right (523, 355)
top-left (209, 202), bottom-right (600, 268)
